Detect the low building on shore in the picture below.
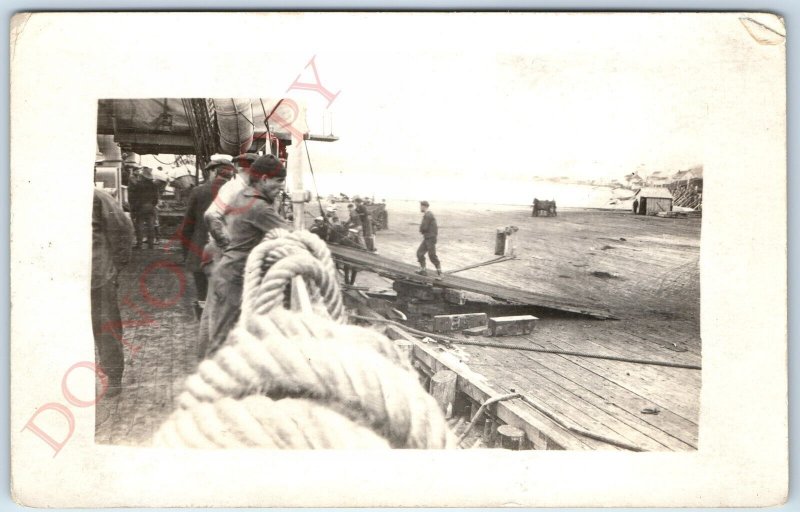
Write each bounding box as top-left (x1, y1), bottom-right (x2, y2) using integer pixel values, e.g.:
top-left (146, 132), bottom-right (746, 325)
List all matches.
top-left (632, 187), bottom-right (674, 215)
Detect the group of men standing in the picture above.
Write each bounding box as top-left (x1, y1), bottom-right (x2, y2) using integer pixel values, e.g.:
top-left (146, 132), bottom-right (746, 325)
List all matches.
top-left (90, 153), bottom-right (287, 398)
top-left (91, 162), bottom-right (166, 397)
top-left (178, 153), bottom-right (288, 360)
top-left (92, 153), bottom-right (444, 397)
top-left (310, 196), bottom-right (380, 254)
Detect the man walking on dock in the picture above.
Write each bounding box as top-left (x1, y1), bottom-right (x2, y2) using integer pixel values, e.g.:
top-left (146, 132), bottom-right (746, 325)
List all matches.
top-left (417, 200), bottom-right (441, 276)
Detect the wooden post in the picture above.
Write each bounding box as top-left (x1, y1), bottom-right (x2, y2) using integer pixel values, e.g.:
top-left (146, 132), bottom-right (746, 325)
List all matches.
top-left (494, 228), bottom-right (506, 256)
top-left (497, 424), bottom-right (526, 450)
top-left (429, 370), bottom-right (457, 419)
top-left (468, 399), bottom-right (483, 425)
top-left (483, 417), bottom-right (497, 447)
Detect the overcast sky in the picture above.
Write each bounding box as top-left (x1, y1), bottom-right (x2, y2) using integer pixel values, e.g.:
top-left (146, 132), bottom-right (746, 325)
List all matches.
top-left (133, 13), bottom-right (757, 203)
top-left (287, 15), bottom-right (730, 197)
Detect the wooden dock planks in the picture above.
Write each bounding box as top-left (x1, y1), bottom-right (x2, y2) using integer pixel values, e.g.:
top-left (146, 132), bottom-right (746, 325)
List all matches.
top-left (374, 303), bottom-right (700, 450)
top-left (536, 323), bottom-right (701, 422)
top-left (513, 350), bottom-right (697, 449)
top-left (342, 207), bottom-right (701, 451)
top-left (382, 309), bottom-right (701, 449)
top-left (395, 328), bottom-right (611, 451)
top-left (434, 327), bottom-right (699, 450)
top-left (466, 340), bottom-right (698, 449)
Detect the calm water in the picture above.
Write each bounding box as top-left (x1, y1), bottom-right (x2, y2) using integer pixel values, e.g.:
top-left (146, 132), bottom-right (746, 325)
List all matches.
top-left (312, 174), bottom-right (632, 209)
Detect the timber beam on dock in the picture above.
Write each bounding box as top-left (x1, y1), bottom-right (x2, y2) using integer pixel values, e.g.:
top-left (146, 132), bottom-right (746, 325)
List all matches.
top-left (329, 245), bottom-right (616, 319)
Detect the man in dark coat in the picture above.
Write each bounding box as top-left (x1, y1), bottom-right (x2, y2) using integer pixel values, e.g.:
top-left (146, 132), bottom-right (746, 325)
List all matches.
top-left (416, 200), bottom-right (441, 276)
top-left (344, 202), bottom-right (366, 248)
top-left (92, 188), bottom-right (134, 397)
top-left (128, 167), bottom-right (160, 249)
top-left (354, 197), bottom-right (376, 251)
top-left (178, 159), bottom-right (235, 319)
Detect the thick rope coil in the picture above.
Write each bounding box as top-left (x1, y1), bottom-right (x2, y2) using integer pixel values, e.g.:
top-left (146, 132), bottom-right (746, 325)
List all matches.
top-left (153, 395), bottom-right (391, 449)
top-left (155, 229), bottom-right (454, 449)
top-left (241, 229), bottom-right (344, 321)
top-left (172, 310), bottom-right (451, 448)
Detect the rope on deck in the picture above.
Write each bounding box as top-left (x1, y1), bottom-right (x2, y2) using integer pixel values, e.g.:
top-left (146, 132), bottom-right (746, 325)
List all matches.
top-left (154, 230), bottom-right (454, 449)
top-left (348, 315), bottom-right (702, 371)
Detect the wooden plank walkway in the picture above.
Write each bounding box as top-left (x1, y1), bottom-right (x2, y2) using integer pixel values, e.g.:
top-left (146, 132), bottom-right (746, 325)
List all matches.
top-left (379, 316), bottom-right (700, 451)
top-left (345, 203), bottom-right (701, 450)
top-left (95, 242), bottom-right (202, 446)
top-left (456, 318), bottom-right (700, 450)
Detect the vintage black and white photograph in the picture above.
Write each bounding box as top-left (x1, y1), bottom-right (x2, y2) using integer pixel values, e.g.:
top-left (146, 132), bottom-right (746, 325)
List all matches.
top-left (91, 90), bottom-right (703, 450)
top-left (11, 12), bottom-right (787, 507)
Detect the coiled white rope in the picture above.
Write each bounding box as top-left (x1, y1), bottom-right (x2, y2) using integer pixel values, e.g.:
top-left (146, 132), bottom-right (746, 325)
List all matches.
top-left (154, 229), bottom-right (454, 449)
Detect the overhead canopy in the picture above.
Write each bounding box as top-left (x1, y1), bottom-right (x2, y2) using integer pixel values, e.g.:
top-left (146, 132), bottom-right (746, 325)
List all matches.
top-left (97, 98), bottom-right (310, 156)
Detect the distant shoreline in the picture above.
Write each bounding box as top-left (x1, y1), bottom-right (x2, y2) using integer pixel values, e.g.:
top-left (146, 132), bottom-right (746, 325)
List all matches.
top-left (318, 180), bottom-right (632, 210)
top-left (339, 198), bottom-right (630, 211)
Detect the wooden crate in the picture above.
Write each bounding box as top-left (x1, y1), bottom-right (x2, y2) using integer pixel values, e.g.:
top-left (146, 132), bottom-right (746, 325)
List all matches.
top-left (488, 315), bottom-right (539, 336)
top-left (432, 313), bottom-right (488, 333)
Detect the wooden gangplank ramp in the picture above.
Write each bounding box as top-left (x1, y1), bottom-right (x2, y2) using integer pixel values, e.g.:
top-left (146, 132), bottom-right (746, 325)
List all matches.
top-left (329, 245), bottom-right (615, 319)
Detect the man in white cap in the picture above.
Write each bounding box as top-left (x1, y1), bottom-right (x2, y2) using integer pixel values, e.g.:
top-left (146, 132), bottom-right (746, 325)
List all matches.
top-left (177, 158), bottom-right (235, 320)
top-left (325, 205), bottom-right (340, 225)
top-left (204, 153), bottom-right (257, 251)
